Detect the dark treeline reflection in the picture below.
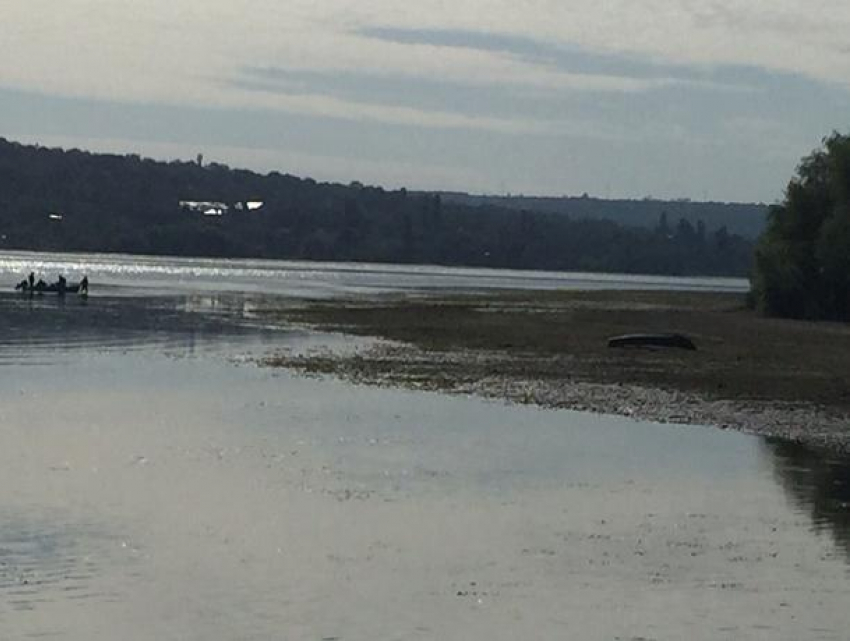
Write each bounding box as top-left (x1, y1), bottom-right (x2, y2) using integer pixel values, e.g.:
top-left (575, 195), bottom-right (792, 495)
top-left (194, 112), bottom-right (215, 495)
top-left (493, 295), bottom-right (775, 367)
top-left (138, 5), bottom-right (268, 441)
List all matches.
top-left (0, 292), bottom-right (285, 360)
top-left (763, 438), bottom-right (850, 561)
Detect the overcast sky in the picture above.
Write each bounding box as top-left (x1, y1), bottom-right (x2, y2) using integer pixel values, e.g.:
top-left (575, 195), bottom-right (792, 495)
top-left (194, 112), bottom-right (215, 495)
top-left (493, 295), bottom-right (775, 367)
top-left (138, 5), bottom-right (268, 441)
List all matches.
top-left (3, 1), bottom-right (850, 202)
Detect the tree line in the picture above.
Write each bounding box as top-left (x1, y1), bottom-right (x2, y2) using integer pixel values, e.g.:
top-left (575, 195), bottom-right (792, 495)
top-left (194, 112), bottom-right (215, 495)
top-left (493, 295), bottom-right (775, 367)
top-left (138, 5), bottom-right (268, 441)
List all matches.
top-left (751, 132), bottom-right (850, 320)
top-left (433, 192), bottom-right (767, 239)
top-left (0, 138), bottom-right (753, 277)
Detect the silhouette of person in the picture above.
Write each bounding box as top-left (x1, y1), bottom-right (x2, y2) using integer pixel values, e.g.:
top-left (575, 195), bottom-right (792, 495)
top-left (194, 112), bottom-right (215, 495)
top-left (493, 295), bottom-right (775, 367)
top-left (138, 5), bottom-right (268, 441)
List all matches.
top-left (28, 272), bottom-right (34, 289)
top-left (57, 274), bottom-right (67, 295)
top-left (80, 275), bottom-right (89, 294)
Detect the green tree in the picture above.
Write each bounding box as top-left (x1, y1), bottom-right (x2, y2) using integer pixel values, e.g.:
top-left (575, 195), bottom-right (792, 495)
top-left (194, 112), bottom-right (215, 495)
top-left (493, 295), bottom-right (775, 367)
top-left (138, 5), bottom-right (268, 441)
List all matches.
top-left (752, 132), bottom-right (850, 319)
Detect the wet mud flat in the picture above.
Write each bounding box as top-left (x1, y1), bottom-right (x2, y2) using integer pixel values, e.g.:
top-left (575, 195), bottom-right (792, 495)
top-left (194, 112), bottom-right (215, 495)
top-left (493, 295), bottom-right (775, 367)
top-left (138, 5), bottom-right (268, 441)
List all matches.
top-left (262, 289), bottom-right (850, 452)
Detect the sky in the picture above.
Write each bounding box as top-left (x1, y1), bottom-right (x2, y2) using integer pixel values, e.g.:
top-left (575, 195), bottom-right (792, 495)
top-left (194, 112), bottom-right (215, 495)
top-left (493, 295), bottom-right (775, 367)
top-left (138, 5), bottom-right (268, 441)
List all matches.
top-left (3, 1), bottom-right (850, 203)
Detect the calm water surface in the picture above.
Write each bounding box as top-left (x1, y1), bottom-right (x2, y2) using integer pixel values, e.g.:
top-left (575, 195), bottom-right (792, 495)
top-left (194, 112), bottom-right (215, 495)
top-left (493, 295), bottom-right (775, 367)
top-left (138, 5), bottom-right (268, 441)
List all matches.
top-left (0, 252), bottom-right (847, 640)
top-left (0, 250), bottom-right (748, 297)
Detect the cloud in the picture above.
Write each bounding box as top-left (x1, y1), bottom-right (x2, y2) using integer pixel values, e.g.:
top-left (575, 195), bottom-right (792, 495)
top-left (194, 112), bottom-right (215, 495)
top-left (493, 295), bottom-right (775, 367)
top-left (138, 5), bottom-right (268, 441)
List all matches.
top-left (4, 1), bottom-right (849, 116)
top-left (0, 1), bottom-right (688, 137)
top-left (351, 1), bottom-right (850, 87)
top-left (228, 76), bottom-right (547, 134)
top-left (229, 66), bottom-right (739, 145)
top-left (352, 26), bottom-right (768, 93)
top-left (356, 26), bottom-right (688, 80)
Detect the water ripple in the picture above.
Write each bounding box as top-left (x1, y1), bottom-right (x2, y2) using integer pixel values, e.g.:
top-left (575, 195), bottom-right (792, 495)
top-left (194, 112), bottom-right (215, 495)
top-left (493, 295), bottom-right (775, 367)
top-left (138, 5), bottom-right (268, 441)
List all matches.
top-left (0, 510), bottom-right (137, 620)
top-left (0, 291), bottom-right (291, 365)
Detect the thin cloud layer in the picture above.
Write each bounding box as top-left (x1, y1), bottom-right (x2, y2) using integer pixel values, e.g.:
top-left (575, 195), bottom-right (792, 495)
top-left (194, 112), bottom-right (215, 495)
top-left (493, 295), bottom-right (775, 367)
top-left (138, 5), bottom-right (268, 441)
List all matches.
top-left (3, 1), bottom-right (849, 114)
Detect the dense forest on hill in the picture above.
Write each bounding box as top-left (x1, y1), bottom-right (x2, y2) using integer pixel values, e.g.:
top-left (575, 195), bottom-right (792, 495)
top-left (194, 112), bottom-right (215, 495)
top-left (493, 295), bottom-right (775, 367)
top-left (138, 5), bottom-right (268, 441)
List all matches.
top-left (433, 193), bottom-right (767, 239)
top-left (0, 138), bottom-right (754, 276)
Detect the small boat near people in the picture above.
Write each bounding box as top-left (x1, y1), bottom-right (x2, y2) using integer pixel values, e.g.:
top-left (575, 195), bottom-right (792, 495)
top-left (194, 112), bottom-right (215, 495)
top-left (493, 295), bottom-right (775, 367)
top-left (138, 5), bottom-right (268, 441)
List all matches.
top-left (607, 333), bottom-right (697, 351)
top-left (14, 274), bottom-right (89, 296)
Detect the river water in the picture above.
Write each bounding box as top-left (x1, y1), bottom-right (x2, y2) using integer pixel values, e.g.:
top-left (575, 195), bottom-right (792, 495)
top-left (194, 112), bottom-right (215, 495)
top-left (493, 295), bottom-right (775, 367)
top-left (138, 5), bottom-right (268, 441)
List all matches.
top-left (0, 250), bottom-right (748, 297)
top-left (0, 252), bottom-right (847, 640)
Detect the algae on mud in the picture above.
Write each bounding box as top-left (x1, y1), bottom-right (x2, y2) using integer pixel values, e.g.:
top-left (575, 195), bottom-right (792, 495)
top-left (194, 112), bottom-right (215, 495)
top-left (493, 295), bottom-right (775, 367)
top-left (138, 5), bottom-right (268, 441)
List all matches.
top-left (262, 289), bottom-right (850, 452)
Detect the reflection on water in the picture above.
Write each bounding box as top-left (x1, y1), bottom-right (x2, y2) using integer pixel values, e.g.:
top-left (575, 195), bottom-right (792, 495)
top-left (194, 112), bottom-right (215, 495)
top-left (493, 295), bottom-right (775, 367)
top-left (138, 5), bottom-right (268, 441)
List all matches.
top-left (3, 261), bottom-right (850, 639)
top-left (0, 510), bottom-right (135, 620)
top-left (4, 351), bottom-right (850, 640)
top-left (762, 439), bottom-right (850, 561)
top-left (0, 292), bottom-right (293, 364)
top-left (0, 249), bottom-right (749, 298)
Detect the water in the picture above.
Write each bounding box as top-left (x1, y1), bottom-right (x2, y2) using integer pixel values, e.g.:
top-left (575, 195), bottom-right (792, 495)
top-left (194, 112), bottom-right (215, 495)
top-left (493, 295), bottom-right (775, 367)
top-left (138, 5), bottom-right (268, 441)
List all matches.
top-left (0, 291), bottom-right (293, 364)
top-left (0, 250), bottom-right (749, 298)
top-left (0, 252), bottom-right (847, 640)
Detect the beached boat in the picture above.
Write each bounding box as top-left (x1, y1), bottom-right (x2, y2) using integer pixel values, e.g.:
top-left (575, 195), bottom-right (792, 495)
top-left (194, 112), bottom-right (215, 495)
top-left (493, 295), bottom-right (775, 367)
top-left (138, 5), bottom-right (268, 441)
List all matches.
top-left (607, 333), bottom-right (696, 351)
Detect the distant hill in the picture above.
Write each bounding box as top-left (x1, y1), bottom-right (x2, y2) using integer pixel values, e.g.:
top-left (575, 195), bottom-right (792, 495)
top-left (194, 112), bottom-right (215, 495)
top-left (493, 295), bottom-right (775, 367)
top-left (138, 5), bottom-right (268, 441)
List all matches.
top-left (0, 137), bottom-right (754, 277)
top-left (432, 193), bottom-right (768, 239)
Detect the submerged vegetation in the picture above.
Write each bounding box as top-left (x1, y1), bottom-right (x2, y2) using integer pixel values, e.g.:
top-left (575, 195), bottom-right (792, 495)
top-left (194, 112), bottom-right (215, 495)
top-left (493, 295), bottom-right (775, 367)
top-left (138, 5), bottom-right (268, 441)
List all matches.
top-left (752, 132), bottom-right (850, 320)
top-left (0, 138), bottom-right (754, 276)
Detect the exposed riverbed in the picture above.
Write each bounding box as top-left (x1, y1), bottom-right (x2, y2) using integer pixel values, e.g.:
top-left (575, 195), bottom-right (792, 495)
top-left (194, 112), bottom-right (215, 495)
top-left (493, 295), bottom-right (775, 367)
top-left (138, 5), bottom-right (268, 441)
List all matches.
top-left (262, 290), bottom-right (850, 453)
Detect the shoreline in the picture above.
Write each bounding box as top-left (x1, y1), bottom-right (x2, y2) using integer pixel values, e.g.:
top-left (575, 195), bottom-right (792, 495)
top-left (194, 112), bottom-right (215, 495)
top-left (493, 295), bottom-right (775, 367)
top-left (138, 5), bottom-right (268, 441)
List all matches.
top-left (260, 290), bottom-right (850, 454)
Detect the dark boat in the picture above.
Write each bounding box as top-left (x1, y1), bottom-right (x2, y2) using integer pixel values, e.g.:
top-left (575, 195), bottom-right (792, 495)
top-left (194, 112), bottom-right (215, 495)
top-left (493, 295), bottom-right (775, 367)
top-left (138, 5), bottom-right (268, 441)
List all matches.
top-left (607, 333), bottom-right (696, 351)
top-left (14, 282), bottom-right (85, 295)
